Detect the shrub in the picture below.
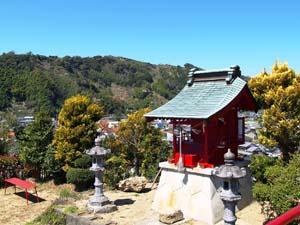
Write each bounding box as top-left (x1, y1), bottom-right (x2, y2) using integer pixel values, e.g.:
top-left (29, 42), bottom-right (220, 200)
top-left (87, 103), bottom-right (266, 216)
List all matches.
top-left (72, 155), bottom-right (91, 169)
top-left (42, 145), bottom-right (64, 181)
top-left (252, 154), bottom-right (300, 221)
top-left (140, 140), bottom-right (171, 180)
top-left (0, 139), bottom-right (8, 155)
top-left (104, 155), bottom-right (129, 189)
top-left (0, 155), bottom-right (23, 187)
top-left (249, 154), bottom-right (277, 183)
top-left (53, 169), bottom-right (66, 185)
top-left (66, 168), bottom-right (94, 191)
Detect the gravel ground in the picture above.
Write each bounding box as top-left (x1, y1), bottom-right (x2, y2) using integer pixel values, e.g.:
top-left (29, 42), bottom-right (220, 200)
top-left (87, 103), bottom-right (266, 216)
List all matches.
top-left (0, 180), bottom-right (266, 225)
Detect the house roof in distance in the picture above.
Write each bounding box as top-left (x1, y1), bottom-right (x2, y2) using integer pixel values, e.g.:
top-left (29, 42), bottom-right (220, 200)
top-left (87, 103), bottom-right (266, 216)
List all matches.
top-left (145, 65), bottom-right (256, 120)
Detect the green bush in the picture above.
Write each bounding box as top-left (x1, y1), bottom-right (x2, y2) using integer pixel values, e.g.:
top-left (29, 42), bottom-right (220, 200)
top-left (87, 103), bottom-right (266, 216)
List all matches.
top-left (139, 133), bottom-right (171, 180)
top-left (0, 139), bottom-right (8, 155)
top-left (104, 155), bottom-right (129, 189)
top-left (252, 154), bottom-right (300, 221)
top-left (72, 155), bottom-right (91, 169)
top-left (249, 154), bottom-right (277, 183)
top-left (66, 168), bottom-right (94, 191)
top-left (0, 155), bottom-right (23, 187)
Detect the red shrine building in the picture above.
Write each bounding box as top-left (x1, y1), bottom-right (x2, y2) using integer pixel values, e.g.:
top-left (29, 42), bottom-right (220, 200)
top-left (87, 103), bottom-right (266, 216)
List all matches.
top-left (145, 65), bottom-right (257, 168)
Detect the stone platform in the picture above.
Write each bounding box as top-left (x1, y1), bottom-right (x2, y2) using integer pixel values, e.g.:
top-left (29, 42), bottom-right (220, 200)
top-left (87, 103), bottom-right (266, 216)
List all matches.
top-left (152, 160), bottom-right (253, 225)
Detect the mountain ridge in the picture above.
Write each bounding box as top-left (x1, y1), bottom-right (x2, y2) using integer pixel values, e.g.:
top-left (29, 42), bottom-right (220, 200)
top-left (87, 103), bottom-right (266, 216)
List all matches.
top-left (0, 52), bottom-right (199, 117)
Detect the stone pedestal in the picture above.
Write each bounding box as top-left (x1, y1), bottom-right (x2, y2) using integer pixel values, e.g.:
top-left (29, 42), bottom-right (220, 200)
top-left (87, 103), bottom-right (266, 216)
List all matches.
top-left (152, 160), bottom-right (252, 225)
top-left (87, 196), bottom-right (117, 213)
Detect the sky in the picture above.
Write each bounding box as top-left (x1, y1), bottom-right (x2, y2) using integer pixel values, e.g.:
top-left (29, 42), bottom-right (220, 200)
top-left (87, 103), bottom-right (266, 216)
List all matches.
top-left (0, 0), bottom-right (299, 76)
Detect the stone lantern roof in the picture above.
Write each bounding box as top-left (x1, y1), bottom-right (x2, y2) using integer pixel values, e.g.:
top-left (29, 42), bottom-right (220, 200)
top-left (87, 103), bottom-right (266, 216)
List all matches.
top-left (86, 136), bottom-right (111, 156)
top-left (214, 149), bottom-right (246, 179)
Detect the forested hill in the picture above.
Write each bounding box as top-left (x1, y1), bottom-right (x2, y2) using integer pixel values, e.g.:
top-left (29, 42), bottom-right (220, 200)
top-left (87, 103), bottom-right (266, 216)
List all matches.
top-left (0, 52), bottom-right (199, 117)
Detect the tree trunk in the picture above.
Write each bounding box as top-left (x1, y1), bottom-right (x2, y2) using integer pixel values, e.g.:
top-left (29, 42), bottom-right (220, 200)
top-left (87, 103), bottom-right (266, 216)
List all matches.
top-left (281, 145), bottom-right (295, 163)
top-left (133, 152), bottom-right (140, 176)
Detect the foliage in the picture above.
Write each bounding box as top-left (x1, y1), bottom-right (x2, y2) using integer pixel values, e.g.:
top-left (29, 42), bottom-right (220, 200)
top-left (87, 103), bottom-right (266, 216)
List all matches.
top-left (0, 52), bottom-right (191, 116)
top-left (63, 206), bottom-right (78, 214)
top-left (101, 135), bottom-right (129, 188)
top-left (0, 155), bottom-right (23, 187)
top-left (18, 111), bottom-right (54, 178)
top-left (6, 139), bottom-right (22, 155)
top-left (66, 168), bottom-right (94, 191)
top-left (108, 108), bottom-right (171, 179)
top-left (0, 139), bottom-right (8, 155)
top-left (251, 154), bottom-right (300, 220)
top-left (52, 169), bottom-right (67, 185)
top-left (104, 154), bottom-right (129, 189)
top-left (249, 154), bottom-right (277, 183)
top-left (140, 132), bottom-right (171, 179)
top-left (53, 95), bottom-right (104, 171)
top-left (29, 204), bottom-right (66, 225)
top-left (248, 62), bottom-right (300, 162)
top-left (117, 108), bottom-right (152, 175)
top-left (72, 155), bottom-right (91, 169)
top-left (41, 145), bottom-right (64, 180)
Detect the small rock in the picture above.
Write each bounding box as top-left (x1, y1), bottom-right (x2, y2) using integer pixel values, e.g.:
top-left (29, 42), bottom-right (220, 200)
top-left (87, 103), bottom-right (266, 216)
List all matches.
top-left (159, 209), bottom-right (184, 224)
top-left (118, 176), bottom-right (148, 192)
top-left (88, 215), bottom-right (98, 220)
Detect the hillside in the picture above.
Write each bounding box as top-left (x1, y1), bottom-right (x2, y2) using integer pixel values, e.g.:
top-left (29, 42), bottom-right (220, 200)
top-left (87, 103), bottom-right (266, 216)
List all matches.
top-left (0, 52), bottom-right (199, 117)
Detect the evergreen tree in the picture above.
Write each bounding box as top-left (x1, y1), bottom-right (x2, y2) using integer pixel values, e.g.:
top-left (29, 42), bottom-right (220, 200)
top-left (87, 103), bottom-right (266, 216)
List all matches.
top-left (116, 108), bottom-right (170, 176)
top-left (53, 95), bottom-right (104, 171)
top-left (248, 62), bottom-right (300, 162)
top-left (18, 111), bottom-right (54, 177)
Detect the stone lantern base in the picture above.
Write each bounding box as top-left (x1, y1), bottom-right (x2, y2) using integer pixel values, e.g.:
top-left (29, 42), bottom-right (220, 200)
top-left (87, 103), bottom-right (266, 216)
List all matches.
top-left (87, 195), bottom-right (117, 213)
top-left (152, 160), bottom-right (253, 225)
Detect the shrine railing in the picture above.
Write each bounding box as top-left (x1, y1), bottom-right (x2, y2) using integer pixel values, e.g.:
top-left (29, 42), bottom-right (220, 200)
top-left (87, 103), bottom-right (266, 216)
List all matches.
top-left (266, 205), bottom-right (300, 225)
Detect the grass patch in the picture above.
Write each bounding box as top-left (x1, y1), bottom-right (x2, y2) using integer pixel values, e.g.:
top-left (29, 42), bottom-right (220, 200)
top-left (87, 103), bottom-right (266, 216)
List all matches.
top-left (28, 204), bottom-right (66, 225)
top-left (63, 206), bottom-right (78, 214)
top-left (59, 188), bottom-right (79, 200)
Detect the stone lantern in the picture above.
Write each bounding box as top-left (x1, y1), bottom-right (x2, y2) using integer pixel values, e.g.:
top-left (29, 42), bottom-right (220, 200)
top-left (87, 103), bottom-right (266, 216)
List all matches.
top-left (86, 135), bottom-right (117, 213)
top-left (214, 149), bottom-right (246, 225)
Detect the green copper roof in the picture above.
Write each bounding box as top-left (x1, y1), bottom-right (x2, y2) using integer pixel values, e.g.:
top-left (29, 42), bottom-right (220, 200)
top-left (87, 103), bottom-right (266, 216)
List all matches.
top-left (145, 66), bottom-right (247, 119)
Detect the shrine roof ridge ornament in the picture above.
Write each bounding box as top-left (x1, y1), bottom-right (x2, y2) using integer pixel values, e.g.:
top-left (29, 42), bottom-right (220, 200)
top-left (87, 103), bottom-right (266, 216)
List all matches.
top-left (144, 65), bottom-right (256, 120)
top-left (187, 65), bottom-right (241, 86)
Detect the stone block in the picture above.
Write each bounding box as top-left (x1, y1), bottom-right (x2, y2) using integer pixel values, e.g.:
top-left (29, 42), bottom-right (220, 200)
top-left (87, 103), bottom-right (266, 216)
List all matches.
top-left (118, 176), bottom-right (148, 192)
top-left (159, 209), bottom-right (184, 224)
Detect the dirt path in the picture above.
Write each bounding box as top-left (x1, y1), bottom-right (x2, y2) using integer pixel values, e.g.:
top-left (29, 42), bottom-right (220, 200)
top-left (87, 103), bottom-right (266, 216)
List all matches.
top-left (0, 180), bottom-right (265, 225)
top-left (1, 180), bottom-right (66, 225)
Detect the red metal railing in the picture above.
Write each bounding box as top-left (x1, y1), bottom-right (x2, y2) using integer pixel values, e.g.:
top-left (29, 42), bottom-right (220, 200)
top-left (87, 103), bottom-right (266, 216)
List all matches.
top-left (267, 205), bottom-right (300, 225)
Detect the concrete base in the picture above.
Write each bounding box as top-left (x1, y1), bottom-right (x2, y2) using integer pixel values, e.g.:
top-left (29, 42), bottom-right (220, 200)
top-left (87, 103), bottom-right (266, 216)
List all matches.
top-left (152, 160), bottom-right (253, 225)
top-left (87, 195), bottom-right (117, 213)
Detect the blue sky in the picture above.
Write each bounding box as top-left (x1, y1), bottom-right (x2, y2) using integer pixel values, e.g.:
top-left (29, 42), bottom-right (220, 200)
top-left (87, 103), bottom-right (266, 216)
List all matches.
top-left (0, 1), bottom-right (299, 76)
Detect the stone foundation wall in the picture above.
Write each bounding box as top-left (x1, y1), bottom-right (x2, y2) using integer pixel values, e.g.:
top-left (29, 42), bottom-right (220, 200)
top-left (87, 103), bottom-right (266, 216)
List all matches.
top-left (152, 161), bottom-right (253, 225)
